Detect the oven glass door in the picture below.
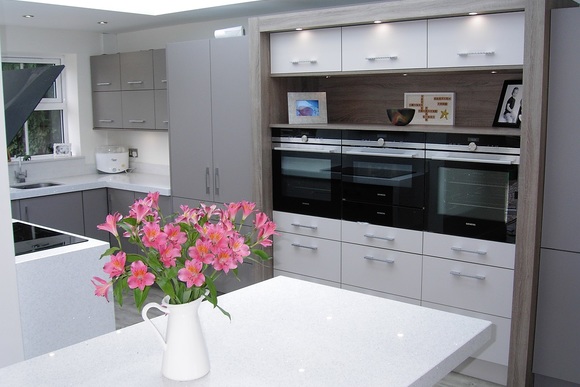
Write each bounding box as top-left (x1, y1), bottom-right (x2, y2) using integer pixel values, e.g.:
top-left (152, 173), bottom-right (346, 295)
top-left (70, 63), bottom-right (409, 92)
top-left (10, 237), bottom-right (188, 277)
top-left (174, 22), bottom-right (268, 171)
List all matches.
top-left (342, 147), bottom-right (426, 209)
top-left (272, 147), bottom-right (342, 219)
top-left (427, 158), bottom-right (518, 243)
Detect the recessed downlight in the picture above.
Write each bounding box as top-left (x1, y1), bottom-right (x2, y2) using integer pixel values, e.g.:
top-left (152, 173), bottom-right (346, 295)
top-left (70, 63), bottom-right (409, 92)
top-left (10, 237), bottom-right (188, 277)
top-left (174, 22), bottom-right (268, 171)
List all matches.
top-left (373, 20), bottom-right (382, 24)
top-left (97, 21), bottom-right (108, 25)
top-left (22, 14), bottom-right (34, 18)
top-left (295, 27), bottom-right (303, 31)
top-left (468, 12), bottom-right (478, 16)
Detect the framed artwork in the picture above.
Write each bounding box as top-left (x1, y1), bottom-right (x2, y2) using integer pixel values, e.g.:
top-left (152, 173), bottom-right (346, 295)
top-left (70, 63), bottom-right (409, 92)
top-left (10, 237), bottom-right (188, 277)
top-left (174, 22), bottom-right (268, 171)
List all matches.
top-left (404, 92), bottom-right (455, 125)
top-left (287, 92), bottom-right (328, 124)
top-left (53, 143), bottom-right (72, 157)
top-left (493, 80), bottom-right (523, 128)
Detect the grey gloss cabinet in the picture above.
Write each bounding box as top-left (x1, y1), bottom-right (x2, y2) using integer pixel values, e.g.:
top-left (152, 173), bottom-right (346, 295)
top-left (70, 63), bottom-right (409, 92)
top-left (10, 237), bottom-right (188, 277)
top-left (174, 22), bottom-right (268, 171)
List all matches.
top-left (120, 50), bottom-right (154, 90)
top-left (82, 189), bottom-right (109, 242)
top-left (167, 37), bottom-right (252, 204)
top-left (18, 192), bottom-right (84, 236)
top-left (90, 54), bottom-right (121, 91)
top-left (533, 8), bottom-right (580, 386)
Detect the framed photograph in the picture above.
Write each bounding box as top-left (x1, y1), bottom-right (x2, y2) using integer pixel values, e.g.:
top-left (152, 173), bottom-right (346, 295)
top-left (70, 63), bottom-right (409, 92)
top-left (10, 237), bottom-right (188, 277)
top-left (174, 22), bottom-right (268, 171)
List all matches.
top-left (493, 80), bottom-right (523, 128)
top-left (53, 143), bottom-right (72, 157)
top-left (287, 92), bottom-right (328, 124)
top-left (404, 92), bottom-right (455, 125)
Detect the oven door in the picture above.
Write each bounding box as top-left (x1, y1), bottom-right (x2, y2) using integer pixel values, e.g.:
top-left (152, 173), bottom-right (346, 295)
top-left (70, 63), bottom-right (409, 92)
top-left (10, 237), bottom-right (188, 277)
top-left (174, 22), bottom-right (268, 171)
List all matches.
top-left (342, 146), bottom-right (426, 208)
top-left (426, 151), bottom-right (519, 243)
top-left (272, 144), bottom-right (342, 219)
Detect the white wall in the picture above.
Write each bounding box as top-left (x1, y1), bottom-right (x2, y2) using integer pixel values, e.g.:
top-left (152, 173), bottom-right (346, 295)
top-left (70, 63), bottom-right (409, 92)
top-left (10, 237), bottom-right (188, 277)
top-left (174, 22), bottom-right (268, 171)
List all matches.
top-left (0, 30), bottom-right (25, 368)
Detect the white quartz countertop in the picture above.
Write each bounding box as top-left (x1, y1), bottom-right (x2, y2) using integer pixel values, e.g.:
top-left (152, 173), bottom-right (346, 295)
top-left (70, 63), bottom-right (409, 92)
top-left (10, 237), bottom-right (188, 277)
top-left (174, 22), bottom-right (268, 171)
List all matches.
top-left (10, 172), bottom-right (170, 200)
top-left (0, 276), bottom-right (492, 386)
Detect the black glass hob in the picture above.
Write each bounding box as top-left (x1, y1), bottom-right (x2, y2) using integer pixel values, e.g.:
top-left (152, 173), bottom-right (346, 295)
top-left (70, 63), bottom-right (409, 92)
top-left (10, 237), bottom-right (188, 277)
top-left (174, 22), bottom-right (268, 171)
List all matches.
top-left (13, 221), bottom-right (88, 256)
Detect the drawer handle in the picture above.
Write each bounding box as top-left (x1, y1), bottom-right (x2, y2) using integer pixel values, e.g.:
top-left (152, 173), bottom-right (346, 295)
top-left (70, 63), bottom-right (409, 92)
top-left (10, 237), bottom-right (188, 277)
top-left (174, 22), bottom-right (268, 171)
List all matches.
top-left (291, 223), bottom-right (318, 230)
top-left (451, 246), bottom-right (487, 256)
top-left (163, 120), bottom-right (169, 124)
top-left (128, 119), bottom-right (146, 123)
top-left (291, 243), bottom-right (318, 251)
top-left (290, 59), bottom-right (317, 64)
top-left (365, 55), bottom-right (398, 61)
top-left (364, 233), bottom-right (395, 242)
top-left (127, 80), bottom-right (144, 84)
top-left (364, 255), bottom-right (395, 264)
top-left (98, 119), bottom-right (114, 123)
top-left (457, 50), bottom-right (495, 56)
top-left (161, 79), bottom-right (167, 83)
top-left (450, 270), bottom-right (486, 280)
top-left (96, 82), bottom-right (112, 86)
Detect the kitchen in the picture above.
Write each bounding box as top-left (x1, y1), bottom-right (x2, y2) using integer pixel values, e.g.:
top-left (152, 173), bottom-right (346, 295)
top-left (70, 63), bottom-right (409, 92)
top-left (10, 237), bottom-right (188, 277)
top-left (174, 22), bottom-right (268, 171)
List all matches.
top-left (1, 0), bottom-right (579, 386)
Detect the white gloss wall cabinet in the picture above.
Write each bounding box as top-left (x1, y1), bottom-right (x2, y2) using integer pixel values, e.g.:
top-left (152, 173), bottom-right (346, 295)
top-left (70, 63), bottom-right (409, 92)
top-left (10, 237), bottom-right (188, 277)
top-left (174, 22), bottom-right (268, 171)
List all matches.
top-left (533, 8), bottom-right (580, 386)
top-left (427, 12), bottom-right (525, 68)
top-left (270, 27), bottom-right (342, 74)
top-left (342, 20), bottom-right (427, 71)
top-left (167, 37), bottom-right (252, 204)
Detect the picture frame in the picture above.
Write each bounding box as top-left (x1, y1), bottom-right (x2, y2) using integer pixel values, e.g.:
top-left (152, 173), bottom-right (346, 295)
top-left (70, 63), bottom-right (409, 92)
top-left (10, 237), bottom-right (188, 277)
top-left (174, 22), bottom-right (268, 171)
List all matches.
top-left (53, 143), bottom-right (72, 157)
top-left (287, 92), bottom-right (328, 124)
top-left (493, 80), bottom-right (523, 128)
top-left (404, 92), bottom-right (455, 126)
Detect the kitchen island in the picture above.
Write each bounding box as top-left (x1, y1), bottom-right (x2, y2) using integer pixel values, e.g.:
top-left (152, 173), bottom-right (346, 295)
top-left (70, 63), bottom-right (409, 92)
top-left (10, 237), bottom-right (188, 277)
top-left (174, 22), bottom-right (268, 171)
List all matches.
top-left (0, 276), bottom-right (491, 386)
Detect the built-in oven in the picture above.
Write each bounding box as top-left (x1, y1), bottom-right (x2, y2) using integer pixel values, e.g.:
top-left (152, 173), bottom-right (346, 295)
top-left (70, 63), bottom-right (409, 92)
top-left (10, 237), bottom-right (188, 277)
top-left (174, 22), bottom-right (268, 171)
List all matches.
top-left (425, 133), bottom-right (520, 243)
top-left (272, 128), bottom-right (342, 219)
top-left (341, 130), bottom-right (426, 231)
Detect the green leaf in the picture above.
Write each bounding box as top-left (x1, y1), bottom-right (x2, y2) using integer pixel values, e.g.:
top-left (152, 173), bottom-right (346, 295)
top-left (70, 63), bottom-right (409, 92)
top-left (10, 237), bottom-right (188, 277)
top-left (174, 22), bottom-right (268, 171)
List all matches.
top-left (100, 246), bottom-right (120, 258)
top-left (157, 277), bottom-right (176, 301)
top-left (252, 249), bottom-right (271, 261)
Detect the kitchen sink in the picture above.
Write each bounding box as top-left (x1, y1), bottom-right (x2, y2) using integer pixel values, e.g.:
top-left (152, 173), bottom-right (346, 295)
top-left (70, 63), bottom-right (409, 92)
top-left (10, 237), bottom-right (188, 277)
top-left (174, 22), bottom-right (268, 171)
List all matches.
top-left (11, 182), bottom-right (61, 189)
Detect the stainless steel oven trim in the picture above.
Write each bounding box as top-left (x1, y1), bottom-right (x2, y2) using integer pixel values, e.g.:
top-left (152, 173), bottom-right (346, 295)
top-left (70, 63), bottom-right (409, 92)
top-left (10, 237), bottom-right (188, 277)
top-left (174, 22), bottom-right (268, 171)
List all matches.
top-left (426, 150), bottom-right (520, 165)
top-left (272, 136), bottom-right (341, 146)
top-left (342, 146), bottom-right (425, 159)
top-left (342, 139), bottom-right (425, 149)
top-left (425, 143), bottom-right (520, 155)
top-left (273, 143), bottom-right (341, 154)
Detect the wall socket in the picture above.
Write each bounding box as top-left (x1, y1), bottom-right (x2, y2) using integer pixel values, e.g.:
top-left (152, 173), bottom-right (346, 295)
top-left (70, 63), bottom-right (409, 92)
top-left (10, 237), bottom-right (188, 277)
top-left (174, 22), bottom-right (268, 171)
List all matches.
top-left (129, 148), bottom-right (138, 158)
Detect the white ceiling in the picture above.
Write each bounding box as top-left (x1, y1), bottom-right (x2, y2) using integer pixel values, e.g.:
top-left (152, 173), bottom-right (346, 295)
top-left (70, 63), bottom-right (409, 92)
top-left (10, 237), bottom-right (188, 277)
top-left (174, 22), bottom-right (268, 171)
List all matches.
top-left (0, 0), bottom-right (389, 33)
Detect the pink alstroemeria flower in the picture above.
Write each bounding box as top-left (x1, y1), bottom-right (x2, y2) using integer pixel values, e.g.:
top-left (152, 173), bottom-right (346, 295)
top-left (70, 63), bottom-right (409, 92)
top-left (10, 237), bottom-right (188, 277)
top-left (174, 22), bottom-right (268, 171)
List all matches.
top-left (164, 223), bottom-right (187, 245)
top-left (158, 242), bottom-right (181, 268)
top-left (141, 222), bottom-right (167, 249)
top-left (97, 212), bottom-right (122, 237)
top-left (129, 200), bottom-right (152, 223)
top-left (144, 191), bottom-right (160, 210)
top-left (212, 248), bottom-right (237, 273)
top-left (127, 261), bottom-right (155, 290)
top-left (91, 277), bottom-right (112, 302)
top-left (258, 220), bottom-right (277, 247)
top-left (103, 251), bottom-right (126, 278)
top-left (231, 235), bottom-right (250, 262)
top-left (178, 260), bottom-right (205, 288)
top-left (254, 212), bottom-right (269, 229)
top-left (188, 239), bottom-right (214, 265)
top-left (240, 201), bottom-right (255, 219)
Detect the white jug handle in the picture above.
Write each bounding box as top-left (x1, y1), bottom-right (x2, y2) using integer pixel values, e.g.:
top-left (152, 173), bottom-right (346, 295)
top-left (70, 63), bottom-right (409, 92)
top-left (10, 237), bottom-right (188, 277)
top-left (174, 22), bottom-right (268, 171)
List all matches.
top-left (141, 296), bottom-right (170, 348)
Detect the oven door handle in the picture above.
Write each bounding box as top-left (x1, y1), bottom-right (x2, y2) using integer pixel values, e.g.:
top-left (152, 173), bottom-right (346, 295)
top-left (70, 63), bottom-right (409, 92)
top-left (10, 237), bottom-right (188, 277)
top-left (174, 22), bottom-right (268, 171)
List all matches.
top-left (343, 148), bottom-right (421, 159)
top-left (273, 146), bottom-right (339, 154)
top-left (428, 155), bottom-right (516, 165)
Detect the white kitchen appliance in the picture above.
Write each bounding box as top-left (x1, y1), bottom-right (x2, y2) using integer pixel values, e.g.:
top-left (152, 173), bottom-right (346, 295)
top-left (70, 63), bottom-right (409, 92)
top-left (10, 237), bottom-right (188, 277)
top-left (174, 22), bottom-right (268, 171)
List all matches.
top-left (96, 145), bottom-right (129, 173)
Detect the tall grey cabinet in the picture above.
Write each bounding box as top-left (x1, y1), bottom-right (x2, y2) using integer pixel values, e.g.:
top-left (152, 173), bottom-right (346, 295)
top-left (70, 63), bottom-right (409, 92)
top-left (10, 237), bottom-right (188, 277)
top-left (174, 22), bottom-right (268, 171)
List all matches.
top-left (533, 8), bottom-right (580, 387)
top-left (167, 37), bottom-right (252, 206)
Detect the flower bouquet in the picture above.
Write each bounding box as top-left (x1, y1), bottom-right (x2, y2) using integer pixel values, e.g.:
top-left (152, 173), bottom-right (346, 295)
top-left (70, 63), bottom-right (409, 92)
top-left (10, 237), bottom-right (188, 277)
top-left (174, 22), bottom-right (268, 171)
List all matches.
top-left (92, 192), bottom-right (276, 317)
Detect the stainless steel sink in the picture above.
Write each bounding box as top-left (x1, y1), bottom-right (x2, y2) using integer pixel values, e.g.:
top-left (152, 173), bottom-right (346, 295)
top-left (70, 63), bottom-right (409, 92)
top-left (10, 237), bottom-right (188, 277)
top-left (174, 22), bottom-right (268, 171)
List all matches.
top-left (11, 182), bottom-right (61, 189)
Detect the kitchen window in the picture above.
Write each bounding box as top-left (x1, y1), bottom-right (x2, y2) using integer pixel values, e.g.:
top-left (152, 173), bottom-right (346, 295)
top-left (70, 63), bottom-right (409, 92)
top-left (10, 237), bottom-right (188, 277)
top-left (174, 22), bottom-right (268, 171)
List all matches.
top-left (2, 56), bottom-right (66, 158)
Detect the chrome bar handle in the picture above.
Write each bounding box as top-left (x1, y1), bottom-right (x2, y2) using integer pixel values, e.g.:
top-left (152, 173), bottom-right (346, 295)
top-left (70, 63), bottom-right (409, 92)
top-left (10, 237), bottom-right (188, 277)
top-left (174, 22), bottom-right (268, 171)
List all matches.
top-left (127, 80), bottom-right (144, 84)
top-left (98, 119), bottom-right (114, 123)
top-left (291, 243), bottom-right (318, 250)
top-left (457, 50), bottom-right (495, 56)
top-left (365, 55), bottom-right (398, 60)
top-left (205, 167), bottom-right (210, 195)
top-left (364, 233), bottom-right (395, 242)
top-left (290, 59), bottom-right (317, 64)
top-left (451, 246), bottom-right (487, 256)
top-left (364, 255), bottom-right (395, 264)
top-left (128, 119), bottom-right (146, 123)
top-left (450, 270), bottom-right (486, 280)
top-left (291, 223), bottom-right (318, 230)
top-left (214, 168), bottom-right (220, 196)
top-left (96, 82), bottom-right (112, 86)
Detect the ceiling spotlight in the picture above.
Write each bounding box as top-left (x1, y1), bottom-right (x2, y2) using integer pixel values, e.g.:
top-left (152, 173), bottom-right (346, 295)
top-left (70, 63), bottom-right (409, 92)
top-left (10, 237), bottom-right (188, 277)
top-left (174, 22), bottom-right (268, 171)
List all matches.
top-left (373, 20), bottom-right (382, 24)
top-left (295, 27), bottom-right (303, 31)
top-left (97, 21), bottom-right (108, 25)
top-left (22, 14), bottom-right (34, 18)
top-left (468, 12), bottom-right (478, 16)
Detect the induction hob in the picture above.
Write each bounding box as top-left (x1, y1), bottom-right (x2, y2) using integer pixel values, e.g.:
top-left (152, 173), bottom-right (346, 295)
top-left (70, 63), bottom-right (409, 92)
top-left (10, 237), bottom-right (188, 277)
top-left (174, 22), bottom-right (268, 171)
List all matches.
top-left (13, 221), bottom-right (88, 256)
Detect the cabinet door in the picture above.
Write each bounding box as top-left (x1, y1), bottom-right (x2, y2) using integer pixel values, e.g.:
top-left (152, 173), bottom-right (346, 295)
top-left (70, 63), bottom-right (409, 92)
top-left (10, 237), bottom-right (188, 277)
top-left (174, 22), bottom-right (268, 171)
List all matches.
top-left (154, 89), bottom-right (169, 130)
top-left (120, 50), bottom-right (154, 90)
top-left (121, 90), bottom-right (155, 129)
top-left (90, 54), bottom-right (121, 91)
top-left (11, 200), bottom-right (21, 220)
top-left (210, 37), bottom-right (253, 203)
top-left (167, 40), bottom-right (213, 201)
top-left (342, 20), bottom-right (427, 71)
top-left (82, 189), bottom-right (109, 241)
top-left (20, 192), bottom-right (84, 235)
top-left (427, 12), bottom-right (524, 68)
top-left (152, 48), bottom-right (167, 90)
top-left (92, 92), bottom-right (122, 128)
top-left (270, 27), bottom-right (342, 74)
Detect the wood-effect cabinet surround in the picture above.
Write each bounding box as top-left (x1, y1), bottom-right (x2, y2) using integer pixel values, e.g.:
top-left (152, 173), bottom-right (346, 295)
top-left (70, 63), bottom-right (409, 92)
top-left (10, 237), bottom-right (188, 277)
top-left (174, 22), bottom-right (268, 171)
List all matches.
top-left (249, 0), bottom-right (578, 385)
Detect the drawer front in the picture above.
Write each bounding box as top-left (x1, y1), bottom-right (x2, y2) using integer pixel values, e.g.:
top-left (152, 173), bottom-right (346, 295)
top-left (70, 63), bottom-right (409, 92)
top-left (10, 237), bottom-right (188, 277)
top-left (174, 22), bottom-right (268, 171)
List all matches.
top-left (342, 20), bottom-right (427, 71)
top-left (273, 233), bottom-right (341, 282)
top-left (422, 302), bottom-right (511, 366)
top-left (270, 28), bottom-right (342, 74)
top-left (342, 220), bottom-right (422, 254)
top-left (342, 243), bottom-right (422, 300)
top-left (274, 270), bottom-right (340, 288)
top-left (274, 211), bottom-right (341, 240)
top-left (423, 232), bottom-right (515, 269)
top-left (422, 256), bottom-right (513, 318)
top-left (428, 12), bottom-right (524, 68)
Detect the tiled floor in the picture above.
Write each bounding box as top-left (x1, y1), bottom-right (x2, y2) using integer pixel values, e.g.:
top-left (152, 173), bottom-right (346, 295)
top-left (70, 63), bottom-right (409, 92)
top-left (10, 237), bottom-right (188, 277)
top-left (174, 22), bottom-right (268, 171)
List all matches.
top-left (114, 287), bottom-right (502, 387)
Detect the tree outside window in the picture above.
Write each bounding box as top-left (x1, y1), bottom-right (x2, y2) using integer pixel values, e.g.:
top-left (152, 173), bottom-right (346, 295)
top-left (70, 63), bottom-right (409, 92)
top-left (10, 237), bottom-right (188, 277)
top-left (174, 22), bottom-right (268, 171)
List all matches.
top-left (2, 58), bottom-right (65, 158)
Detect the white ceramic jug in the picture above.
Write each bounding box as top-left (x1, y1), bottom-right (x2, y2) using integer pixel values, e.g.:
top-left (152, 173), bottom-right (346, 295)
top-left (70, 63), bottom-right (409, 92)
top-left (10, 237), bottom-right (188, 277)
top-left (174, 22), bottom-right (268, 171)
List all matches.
top-left (142, 296), bottom-right (210, 381)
